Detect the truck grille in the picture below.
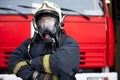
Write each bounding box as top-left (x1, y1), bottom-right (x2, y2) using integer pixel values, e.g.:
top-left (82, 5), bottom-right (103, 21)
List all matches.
top-left (79, 51), bottom-right (106, 68)
top-left (0, 48), bottom-right (14, 69)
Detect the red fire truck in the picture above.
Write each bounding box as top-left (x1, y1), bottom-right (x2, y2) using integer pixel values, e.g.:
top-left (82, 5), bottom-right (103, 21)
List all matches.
top-left (0, 0), bottom-right (117, 80)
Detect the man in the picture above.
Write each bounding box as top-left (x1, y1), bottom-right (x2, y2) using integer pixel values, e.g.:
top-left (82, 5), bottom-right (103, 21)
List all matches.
top-left (8, 1), bottom-right (80, 80)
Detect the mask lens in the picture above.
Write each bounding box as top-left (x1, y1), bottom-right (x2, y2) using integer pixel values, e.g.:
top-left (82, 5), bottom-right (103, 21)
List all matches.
top-left (38, 17), bottom-right (56, 30)
top-left (37, 16), bottom-right (58, 35)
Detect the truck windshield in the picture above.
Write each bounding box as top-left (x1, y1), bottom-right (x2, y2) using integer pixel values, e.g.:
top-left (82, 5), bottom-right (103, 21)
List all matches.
top-left (0, 0), bottom-right (104, 16)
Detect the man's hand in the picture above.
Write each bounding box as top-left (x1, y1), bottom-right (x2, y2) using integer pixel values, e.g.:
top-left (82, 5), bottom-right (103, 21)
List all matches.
top-left (26, 60), bottom-right (32, 65)
top-left (33, 71), bottom-right (53, 80)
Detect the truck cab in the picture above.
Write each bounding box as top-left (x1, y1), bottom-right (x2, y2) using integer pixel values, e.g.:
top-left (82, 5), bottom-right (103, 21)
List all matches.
top-left (0, 0), bottom-right (117, 80)
top-left (63, 0), bottom-right (114, 70)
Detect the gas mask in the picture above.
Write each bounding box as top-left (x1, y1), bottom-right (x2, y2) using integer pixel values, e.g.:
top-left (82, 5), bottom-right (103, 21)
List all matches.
top-left (37, 16), bottom-right (58, 41)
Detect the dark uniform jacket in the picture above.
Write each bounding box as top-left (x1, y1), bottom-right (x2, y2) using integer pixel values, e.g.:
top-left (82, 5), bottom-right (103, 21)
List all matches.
top-left (8, 34), bottom-right (80, 80)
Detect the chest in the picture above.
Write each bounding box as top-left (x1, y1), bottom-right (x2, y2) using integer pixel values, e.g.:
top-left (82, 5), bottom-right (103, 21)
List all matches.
top-left (29, 42), bottom-right (52, 58)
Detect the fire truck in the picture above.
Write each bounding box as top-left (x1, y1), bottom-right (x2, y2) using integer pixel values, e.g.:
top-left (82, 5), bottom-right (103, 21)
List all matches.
top-left (0, 0), bottom-right (118, 80)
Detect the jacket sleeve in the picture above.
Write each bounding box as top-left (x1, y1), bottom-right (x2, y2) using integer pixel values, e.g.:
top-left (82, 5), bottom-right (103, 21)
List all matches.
top-left (8, 39), bottom-right (34, 80)
top-left (50, 37), bottom-right (80, 74)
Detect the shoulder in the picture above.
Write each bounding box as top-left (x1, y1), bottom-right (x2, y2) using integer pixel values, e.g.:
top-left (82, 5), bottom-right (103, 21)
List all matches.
top-left (62, 35), bottom-right (79, 48)
top-left (65, 36), bottom-right (78, 44)
top-left (19, 38), bottom-right (32, 48)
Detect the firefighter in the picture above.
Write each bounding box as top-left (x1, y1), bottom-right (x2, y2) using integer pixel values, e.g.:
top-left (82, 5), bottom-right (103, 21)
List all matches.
top-left (8, 1), bottom-right (80, 80)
